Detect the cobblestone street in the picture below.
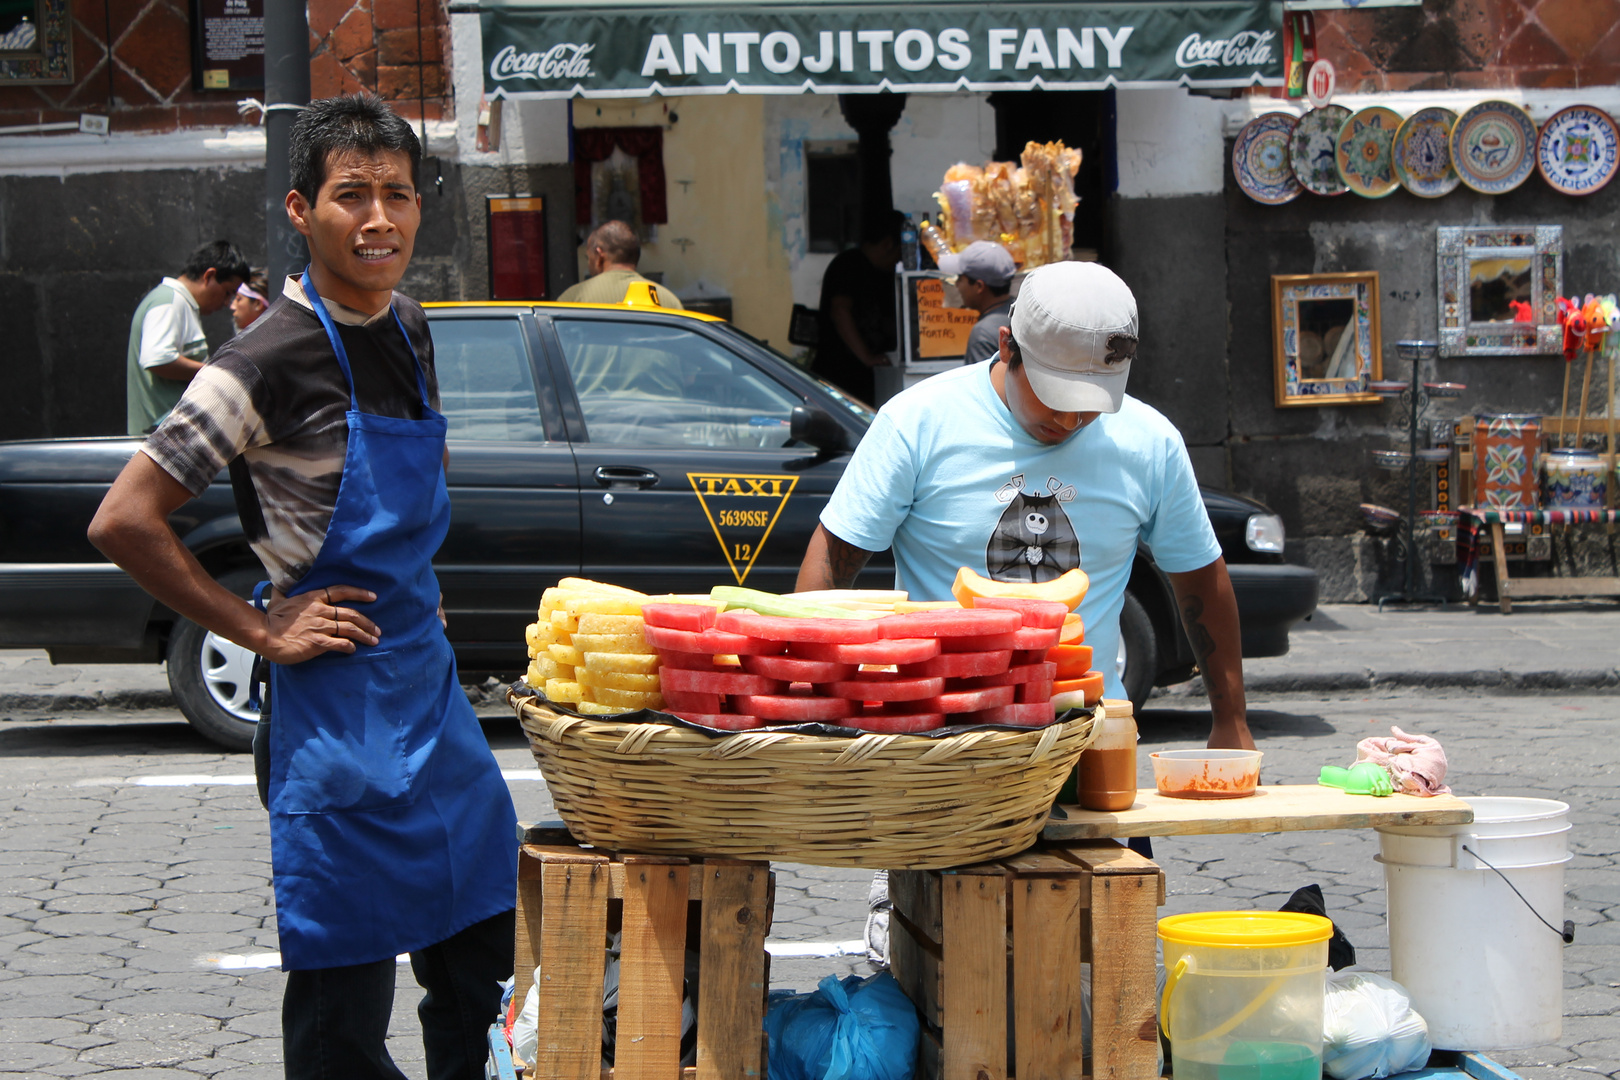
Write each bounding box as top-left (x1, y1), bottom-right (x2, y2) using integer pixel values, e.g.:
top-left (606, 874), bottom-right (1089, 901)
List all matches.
top-left (1, 688), bottom-right (1615, 1078)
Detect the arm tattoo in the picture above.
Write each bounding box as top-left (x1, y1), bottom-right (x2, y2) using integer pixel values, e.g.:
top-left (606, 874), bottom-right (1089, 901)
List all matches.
top-left (1179, 593), bottom-right (1218, 667)
top-left (822, 532), bottom-right (873, 589)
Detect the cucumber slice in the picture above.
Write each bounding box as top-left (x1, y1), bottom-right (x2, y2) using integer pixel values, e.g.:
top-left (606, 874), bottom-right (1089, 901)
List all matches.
top-left (709, 585), bottom-right (853, 620)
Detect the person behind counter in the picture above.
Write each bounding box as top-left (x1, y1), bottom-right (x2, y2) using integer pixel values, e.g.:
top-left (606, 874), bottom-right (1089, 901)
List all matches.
top-left (797, 261), bottom-right (1252, 752)
top-left (813, 211), bottom-right (903, 404)
top-left (939, 240), bottom-right (1016, 365)
top-left (558, 218), bottom-right (684, 308)
top-left (89, 92), bottom-right (517, 1080)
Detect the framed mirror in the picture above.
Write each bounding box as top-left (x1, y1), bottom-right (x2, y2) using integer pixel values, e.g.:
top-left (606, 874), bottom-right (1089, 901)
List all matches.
top-left (1272, 272), bottom-right (1382, 407)
top-left (1437, 226), bottom-right (1563, 356)
top-left (0, 0), bottom-right (70, 84)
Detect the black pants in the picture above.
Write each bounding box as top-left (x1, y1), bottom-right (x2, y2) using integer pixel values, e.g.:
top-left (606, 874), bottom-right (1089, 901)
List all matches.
top-left (282, 907), bottom-right (515, 1080)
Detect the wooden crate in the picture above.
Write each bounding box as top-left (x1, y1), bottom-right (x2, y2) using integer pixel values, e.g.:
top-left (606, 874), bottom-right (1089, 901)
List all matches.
top-left (513, 841), bottom-right (772, 1080)
top-left (888, 841), bottom-right (1165, 1080)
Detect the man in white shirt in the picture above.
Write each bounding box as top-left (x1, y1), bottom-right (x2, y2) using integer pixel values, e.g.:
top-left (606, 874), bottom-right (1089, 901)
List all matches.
top-left (125, 240), bottom-right (249, 434)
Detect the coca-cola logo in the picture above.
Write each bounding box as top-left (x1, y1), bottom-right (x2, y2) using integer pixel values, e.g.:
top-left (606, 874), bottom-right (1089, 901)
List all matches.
top-left (490, 43), bottom-right (595, 82)
top-left (1174, 30), bottom-right (1275, 69)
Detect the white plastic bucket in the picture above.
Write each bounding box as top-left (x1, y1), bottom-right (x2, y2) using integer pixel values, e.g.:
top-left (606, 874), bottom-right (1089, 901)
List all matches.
top-left (1375, 796), bottom-right (1571, 1050)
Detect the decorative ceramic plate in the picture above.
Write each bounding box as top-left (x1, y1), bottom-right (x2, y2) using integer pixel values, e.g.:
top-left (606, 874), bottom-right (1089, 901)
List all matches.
top-left (1335, 106), bottom-right (1402, 197)
top-left (1451, 100), bottom-right (1537, 194)
top-left (1233, 113), bottom-right (1303, 204)
top-left (1290, 104), bottom-right (1352, 196)
top-left (1536, 105), bottom-right (1619, 196)
top-left (1392, 107), bottom-right (1460, 198)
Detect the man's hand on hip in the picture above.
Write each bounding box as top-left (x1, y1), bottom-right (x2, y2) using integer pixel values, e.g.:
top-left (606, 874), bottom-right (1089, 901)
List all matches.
top-left (261, 585), bottom-right (380, 664)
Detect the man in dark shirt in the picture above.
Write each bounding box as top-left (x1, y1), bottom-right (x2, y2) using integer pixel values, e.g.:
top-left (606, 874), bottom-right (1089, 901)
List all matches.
top-left (940, 240), bottom-right (1016, 364)
top-left (89, 93), bottom-right (515, 1080)
top-left (813, 211), bottom-right (903, 403)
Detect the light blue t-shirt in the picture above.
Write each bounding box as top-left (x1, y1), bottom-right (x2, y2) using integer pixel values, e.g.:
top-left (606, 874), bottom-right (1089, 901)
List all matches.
top-left (822, 361), bottom-right (1220, 700)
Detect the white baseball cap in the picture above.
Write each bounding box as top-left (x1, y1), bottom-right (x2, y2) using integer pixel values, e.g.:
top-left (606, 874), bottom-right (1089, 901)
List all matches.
top-left (938, 241), bottom-right (1016, 289)
top-left (1009, 262), bottom-right (1138, 414)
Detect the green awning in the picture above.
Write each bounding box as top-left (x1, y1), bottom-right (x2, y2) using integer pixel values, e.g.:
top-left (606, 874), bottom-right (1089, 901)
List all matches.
top-left (473, 0), bottom-right (1284, 99)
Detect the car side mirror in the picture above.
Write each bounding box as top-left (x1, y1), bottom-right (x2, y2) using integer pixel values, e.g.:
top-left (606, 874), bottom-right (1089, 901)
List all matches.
top-left (791, 406), bottom-right (846, 452)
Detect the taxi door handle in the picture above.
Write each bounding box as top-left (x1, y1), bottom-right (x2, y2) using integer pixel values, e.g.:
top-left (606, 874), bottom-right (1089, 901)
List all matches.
top-left (594, 466), bottom-right (659, 489)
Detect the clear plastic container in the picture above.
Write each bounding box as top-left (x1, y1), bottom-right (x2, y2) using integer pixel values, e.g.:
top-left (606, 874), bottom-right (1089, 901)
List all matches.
top-left (1159, 911), bottom-right (1332, 1080)
top-left (1151, 749), bottom-right (1262, 799)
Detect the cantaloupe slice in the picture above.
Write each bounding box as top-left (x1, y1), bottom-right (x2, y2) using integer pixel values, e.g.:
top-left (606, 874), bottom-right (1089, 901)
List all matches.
top-left (950, 566), bottom-right (1090, 610)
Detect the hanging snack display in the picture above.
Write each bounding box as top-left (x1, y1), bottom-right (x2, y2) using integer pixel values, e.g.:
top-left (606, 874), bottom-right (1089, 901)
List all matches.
top-left (934, 141), bottom-right (1083, 270)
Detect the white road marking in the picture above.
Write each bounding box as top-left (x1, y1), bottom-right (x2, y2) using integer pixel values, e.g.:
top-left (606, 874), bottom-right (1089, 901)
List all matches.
top-left (74, 771), bottom-right (548, 788)
top-left (201, 939), bottom-right (867, 971)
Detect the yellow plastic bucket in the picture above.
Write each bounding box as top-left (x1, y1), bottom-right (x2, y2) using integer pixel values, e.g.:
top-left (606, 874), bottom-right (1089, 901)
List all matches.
top-left (1158, 912), bottom-right (1332, 1080)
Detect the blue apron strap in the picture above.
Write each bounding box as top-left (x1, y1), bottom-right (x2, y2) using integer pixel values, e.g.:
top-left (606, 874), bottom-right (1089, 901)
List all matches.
top-left (300, 268), bottom-right (360, 411)
top-left (247, 580), bottom-right (271, 713)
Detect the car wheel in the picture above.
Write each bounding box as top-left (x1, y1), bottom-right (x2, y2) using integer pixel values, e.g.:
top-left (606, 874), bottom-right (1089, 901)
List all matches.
top-left (1115, 589), bottom-right (1158, 716)
top-left (168, 568), bottom-right (264, 752)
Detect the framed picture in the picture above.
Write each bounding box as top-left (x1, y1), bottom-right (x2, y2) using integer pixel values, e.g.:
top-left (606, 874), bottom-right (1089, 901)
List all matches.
top-left (0, 0), bottom-right (71, 84)
top-left (1272, 272), bottom-right (1383, 407)
top-left (1436, 225), bottom-right (1563, 356)
top-left (487, 195), bottom-right (548, 301)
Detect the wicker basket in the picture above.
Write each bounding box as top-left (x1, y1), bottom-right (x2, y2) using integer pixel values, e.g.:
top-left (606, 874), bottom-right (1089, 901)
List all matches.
top-left (511, 691), bottom-right (1098, 869)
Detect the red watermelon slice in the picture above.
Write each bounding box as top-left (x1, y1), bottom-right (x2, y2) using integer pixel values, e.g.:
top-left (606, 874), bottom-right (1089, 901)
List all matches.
top-left (660, 668), bottom-right (785, 696)
top-left (880, 608), bottom-right (1022, 638)
top-left (822, 675), bottom-right (946, 702)
top-left (1010, 626), bottom-right (1062, 650)
top-left (1016, 679), bottom-right (1054, 704)
top-left (847, 711), bottom-right (946, 733)
top-left (673, 712), bottom-right (762, 731)
top-left (964, 701), bottom-right (1057, 727)
top-left (731, 693), bottom-right (853, 722)
top-left (969, 596), bottom-right (1071, 628)
top-left (740, 653), bottom-right (858, 683)
top-left (655, 650), bottom-right (739, 671)
top-left (935, 685), bottom-right (1016, 712)
top-left (641, 602), bottom-right (717, 632)
top-left (662, 690), bottom-right (723, 713)
top-left (644, 624), bottom-right (785, 656)
top-left (716, 610), bottom-right (882, 644)
top-left (787, 637), bottom-right (941, 665)
top-left (940, 632), bottom-right (1020, 653)
top-left (898, 649), bottom-right (1013, 679)
top-left (957, 661), bottom-right (1058, 687)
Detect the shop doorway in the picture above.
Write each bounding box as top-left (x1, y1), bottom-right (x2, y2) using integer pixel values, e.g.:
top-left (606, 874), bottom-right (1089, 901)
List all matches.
top-left (986, 89), bottom-right (1115, 260)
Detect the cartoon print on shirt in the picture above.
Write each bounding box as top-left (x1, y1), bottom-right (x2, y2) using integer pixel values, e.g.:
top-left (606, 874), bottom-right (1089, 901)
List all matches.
top-left (986, 473), bottom-right (1080, 582)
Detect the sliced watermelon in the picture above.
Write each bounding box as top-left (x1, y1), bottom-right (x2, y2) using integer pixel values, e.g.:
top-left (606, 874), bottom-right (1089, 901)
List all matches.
top-left (673, 712), bottom-right (763, 731)
top-left (661, 668), bottom-right (784, 696)
top-left (898, 649), bottom-right (1013, 679)
top-left (848, 711), bottom-right (946, 734)
top-left (935, 685), bottom-right (1016, 713)
top-left (1011, 626), bottom-right (1062, 650)
top-left (1011, 649), bottom-right (1049, 667)
top-left (969, 596), bottom-right (1071, 628)
top-left (656, 649), bottom-right (737, 671)
top-left (940, 632), bottom-right (1020, 653)
top-left (716, 610), bottom-right (883, 644)
top-left (662, 690), bottom-right (723, 713)
top-left (731, 693), bottom-right (853, 722)
top-left (787, 637), bottom-right (941, 665)
top-left (740, 653), bottom-right (857, 683)
top-left (822, 675), bottom-right (945, 702)
top-left (880, 607), bottom-right (1022, 638)
top-left (644, 623), bottom-right (785, 656)
top-left (1016, 679), bottom-right (1054, 704)
top-left (964, 701), bottom-right (1057, 727)
top-left (957, 661), bottom-right (1058, 687)
top-left (641, 602), bottom-right (717, 632)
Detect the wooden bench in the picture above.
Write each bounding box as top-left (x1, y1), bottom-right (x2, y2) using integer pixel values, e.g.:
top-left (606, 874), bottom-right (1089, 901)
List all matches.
top-left (513, 840), bottom-right (772, 1080)
top-left (888, 840), bottom-right (1165, 1080)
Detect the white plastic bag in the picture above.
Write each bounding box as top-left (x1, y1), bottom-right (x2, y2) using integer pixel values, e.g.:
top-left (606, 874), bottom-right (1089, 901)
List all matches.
top-left (1322, 970), bottom-right (1431, 1080)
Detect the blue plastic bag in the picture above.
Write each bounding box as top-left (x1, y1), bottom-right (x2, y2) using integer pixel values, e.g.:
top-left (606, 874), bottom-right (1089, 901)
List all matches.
top-left (764, 971), bottom-right (920, 1080)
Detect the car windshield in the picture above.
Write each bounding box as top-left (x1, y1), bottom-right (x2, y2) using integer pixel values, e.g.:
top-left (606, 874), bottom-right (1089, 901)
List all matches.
top-left (718, 324), bottom-right (877, 426)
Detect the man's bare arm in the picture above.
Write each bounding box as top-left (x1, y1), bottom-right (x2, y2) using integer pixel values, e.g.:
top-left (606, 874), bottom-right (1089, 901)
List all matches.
top-left (147, 357), bottom-right (205, 382)
top-left (796, 523), bottom-right (876, 592)
top-left (88, 452), bottom-right (380, 664)
top-left (1166, 557), bottom-right (1254, 751)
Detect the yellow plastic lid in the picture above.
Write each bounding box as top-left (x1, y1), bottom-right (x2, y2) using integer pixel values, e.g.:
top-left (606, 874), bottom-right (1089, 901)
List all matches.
top-left (1158, 911), bottom-right (1333, 948)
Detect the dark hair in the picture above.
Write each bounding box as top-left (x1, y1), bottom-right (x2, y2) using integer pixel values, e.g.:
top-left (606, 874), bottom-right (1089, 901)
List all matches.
top-left (966, 275), bottom-right (1013, 299)
top-left (860, 208), bottom-right (906, 246)
top-left (182, 240), bottom-right (251, 284)
top-left (1003, 324), bottom-right (1023, 369)
top-left (587, 220), bottom-right (640, 266)
top-left (245, 268), bottom-right (270, 297)
top-left (289, 93), bottom-right (421, 202)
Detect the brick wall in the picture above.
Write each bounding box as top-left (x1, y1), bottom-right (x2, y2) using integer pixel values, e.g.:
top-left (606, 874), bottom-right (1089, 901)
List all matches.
top-left (308, 0), bottom-right (449, 120)
top-left (1317, 0), bottom-right (1620, 92)
top-left (0, 0), bottom-right (450, 133)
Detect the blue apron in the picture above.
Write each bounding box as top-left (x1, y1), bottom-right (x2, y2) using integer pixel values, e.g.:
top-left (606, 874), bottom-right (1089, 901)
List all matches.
top-left (265, 272), bottom-right (517, 971)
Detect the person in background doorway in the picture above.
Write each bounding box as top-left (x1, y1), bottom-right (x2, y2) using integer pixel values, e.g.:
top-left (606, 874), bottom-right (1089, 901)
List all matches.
top-left (940, 240), bottom-right (1016, 364)
top-left (126, 239), bottom-right (250, 434)
top-left (231, 269), bottom-right (271, 332)
top-left (558, 219), bottom-right (684, 308)
top-left (813, 211), bottom-right (903, 404)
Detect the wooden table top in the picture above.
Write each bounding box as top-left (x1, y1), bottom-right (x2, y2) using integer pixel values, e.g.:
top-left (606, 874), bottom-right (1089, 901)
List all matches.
top-left (1042, 784), bottom-right (1474, 840)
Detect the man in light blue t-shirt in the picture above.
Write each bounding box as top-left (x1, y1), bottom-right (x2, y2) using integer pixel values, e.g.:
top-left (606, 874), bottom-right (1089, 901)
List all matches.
top-left (797, 261), bottom-right (1252, 751)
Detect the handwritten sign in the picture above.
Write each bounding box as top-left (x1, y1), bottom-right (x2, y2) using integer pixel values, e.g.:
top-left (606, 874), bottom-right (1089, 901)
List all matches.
top-left (915, 278), bottom-right (979, 359)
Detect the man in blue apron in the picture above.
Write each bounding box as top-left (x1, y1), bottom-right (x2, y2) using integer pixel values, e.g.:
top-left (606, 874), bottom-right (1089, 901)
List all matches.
top-left (89, 94), bottom-right (518, 1079)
